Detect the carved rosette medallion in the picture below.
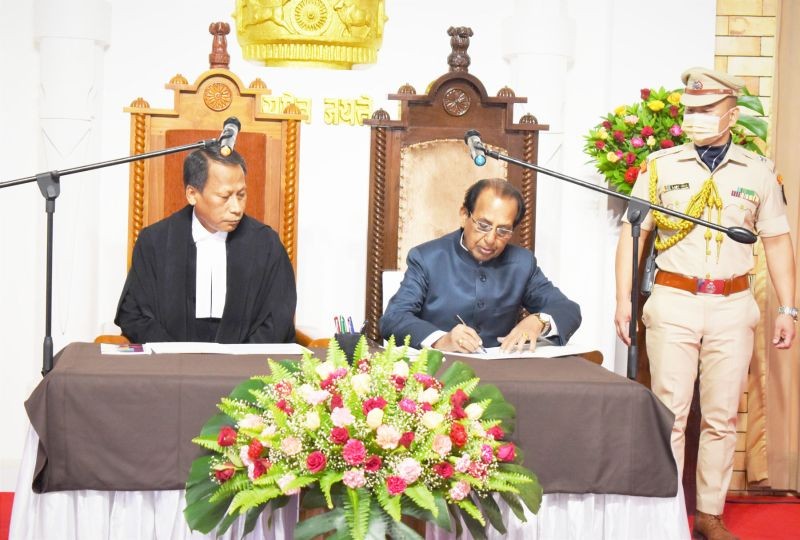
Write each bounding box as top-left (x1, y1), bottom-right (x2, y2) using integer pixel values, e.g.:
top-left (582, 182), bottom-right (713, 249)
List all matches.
top-left (443, 87), bottom-right (471, 116)
top-left (234, 0), bottom-right (387, 69)
top-left (204, 82), bottom-right (232, 111)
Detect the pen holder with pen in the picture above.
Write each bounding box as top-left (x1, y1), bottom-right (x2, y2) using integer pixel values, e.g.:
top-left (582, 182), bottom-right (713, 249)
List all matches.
top-left (333, 332), bottom-right (364, 364)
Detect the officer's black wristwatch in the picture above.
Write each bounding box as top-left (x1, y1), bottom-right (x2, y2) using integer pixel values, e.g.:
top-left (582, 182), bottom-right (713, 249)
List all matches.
top-left (778, 306), bottom-right (799, 322)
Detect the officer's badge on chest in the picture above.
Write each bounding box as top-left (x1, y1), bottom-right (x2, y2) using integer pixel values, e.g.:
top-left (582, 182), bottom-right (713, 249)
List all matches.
top-left (730, 187), bottom-right (759, 205)
top-left (661, 183), bottom-right (690, 193)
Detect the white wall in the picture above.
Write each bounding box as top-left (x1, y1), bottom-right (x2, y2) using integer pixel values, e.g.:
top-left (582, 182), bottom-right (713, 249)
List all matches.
top-left (0, 0), bottom-right (715, 490)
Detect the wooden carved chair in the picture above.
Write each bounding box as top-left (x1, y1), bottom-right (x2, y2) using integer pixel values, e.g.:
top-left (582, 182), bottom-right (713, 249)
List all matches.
top-left (97, 22), bottom-right (315, 345)
top-left (362, 27), bottom-right (543, 337)
top-left (361, 27), bottom-right (601, 364)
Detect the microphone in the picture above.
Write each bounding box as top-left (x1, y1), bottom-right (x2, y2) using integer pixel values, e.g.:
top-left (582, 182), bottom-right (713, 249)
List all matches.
top-left (464, 129), bottom-right (486, 166)
top-left (219, 117), bottom-right (241, 157)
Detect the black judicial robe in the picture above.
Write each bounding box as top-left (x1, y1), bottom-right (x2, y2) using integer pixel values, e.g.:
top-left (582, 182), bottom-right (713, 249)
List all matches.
top-left (115, 205), bottom-right (296, 343)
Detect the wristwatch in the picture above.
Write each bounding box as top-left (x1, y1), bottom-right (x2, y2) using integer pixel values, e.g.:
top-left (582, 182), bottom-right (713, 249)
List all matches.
top-left (532, 313), bottom-right (552, 336)
top-left (778, 306), bottom-right (799, 322)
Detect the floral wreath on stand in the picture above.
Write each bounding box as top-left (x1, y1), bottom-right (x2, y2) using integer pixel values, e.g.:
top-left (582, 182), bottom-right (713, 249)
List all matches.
top-left (584, 86), bottom-right (768, 195)
top-left (184, 337), bottom-right (542, 540)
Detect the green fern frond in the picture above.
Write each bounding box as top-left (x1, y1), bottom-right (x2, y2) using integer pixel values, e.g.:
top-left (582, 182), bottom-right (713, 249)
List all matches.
top-left (218, 397), bottom-right (260, 418)
top-left (320, 470), bottom-right (344, 509)
top-left (352, 335), bottom-right (369, 362)
top-left (191, 434), bottom-right (224, 453)
top-left (376, 485), bottom-right (402, 522)
top-left (343, 488), bottom-right (371, 540)
top-left (267, 359), bottom-right (293, 383)
top-left (227, 486), bottom-right (282, 515)
top-left (208, 474), bottom-right (250, 503)
top-left (484, 479), bottom-right (519, 493)
top-left (404, 484), bottom-right (437, 516)
top-left (493, 471), bottom-right (534, 485)
top-left (457, 499), bottom-right (485, 526)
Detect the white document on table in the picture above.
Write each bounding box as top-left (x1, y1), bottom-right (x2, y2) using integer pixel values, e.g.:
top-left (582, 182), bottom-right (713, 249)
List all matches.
top-left (435, 343), bottom-right (597, 360)
top-left (146, 342), bottom-right (310, 355)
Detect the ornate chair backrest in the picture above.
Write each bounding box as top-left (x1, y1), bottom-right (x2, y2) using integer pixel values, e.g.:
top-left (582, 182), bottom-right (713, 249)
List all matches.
top-left (361, 26), bottom-right (547, 342)
top-left (123, 22), bottom-right (303, 271)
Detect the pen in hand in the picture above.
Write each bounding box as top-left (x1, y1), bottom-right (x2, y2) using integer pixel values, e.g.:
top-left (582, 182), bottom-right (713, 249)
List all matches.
top-left (455, 314), bottom-right (488, 354)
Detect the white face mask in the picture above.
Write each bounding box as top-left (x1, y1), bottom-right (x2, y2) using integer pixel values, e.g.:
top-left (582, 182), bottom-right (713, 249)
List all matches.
top-left (681, 109), bottom-right (733, 145)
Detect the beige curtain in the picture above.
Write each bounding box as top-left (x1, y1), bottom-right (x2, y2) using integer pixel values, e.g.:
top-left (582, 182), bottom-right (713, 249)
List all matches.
top-left (765, 0), bottom-right (800, 491)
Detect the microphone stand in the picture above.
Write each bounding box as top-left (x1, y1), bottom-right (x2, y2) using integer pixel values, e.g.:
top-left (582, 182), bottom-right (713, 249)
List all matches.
top-left (476, 139), bottom-right (756, 380)
top-left (0, 138), bottom-right (220, 376)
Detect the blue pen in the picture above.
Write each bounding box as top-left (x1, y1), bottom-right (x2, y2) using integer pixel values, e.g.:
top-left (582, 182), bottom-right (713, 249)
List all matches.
top-left (348, 316), bottom-right (355, 333)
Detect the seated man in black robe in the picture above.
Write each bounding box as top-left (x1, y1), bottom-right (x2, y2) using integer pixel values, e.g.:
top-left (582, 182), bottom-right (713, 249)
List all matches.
top-left (115, 145), bottom-right (296, 343)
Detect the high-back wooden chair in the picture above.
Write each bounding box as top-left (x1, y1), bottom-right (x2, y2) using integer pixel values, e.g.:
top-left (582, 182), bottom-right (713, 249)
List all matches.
top-left (361, 26), bottom-right (548, 343)
top-left (98, 22), bottom-right (313, 345)
top-left (123, 22), bottom-right (303, 271)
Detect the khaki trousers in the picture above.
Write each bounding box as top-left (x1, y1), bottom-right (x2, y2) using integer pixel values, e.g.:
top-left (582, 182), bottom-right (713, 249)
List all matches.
top-left (642, 284), bottom-right (760, 515)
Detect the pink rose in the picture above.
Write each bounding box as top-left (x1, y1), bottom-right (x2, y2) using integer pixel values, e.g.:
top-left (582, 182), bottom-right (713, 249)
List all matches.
top-left (386, 476), bottom-right (407, 496)
top-left (640, 126), bottom-right (654, 137)
top-left (468, 461), bottom-right (489, 480)
top-left (433, 462), bottom-right (454, 479)
top-left (449, 423), bottom-right (468, 448)
top-left (343, 439), bottom-right (366, 466)
top-left (450, 389), bottom-right (469, 408)
top-left (248, 458), bottom-right (271, 480)
top-left (306, 389), bottom-right (331, 406)
top-left (330, 393), bottom-right (343, 410)
top-left (624, 166), bottom-right (639, 184)
top-left (602, 120), bottom-right (612, 130)
top-left (421, 402), bottom-right (433, 412)
top-left (365, 455), bottom-right (382, 472)
top-left (613, 130), bottom-right (625, 143)
top-left (659, 139), bottom-right (675, 149)
top-left (631, 137), bottom-right (644, 149)
top-left (306, 451), bottom-right (327, 473)
top-left (391, 374), bottom-right (407, 391)
top-left (594, 140), bottom-right (606, 150)
top-left (342, 469), bottom-right (366, 489)
top-left (481, 444), bottom-right (494, 464)
top-left (274, 380), bottom-right (292, 397)
top-left (276, 399), bottom-right (294, 415)
top-left (281, 436), bottom-right (302, 456)
top-left (455, 454), bottom-right (471, 473)
top-left (413, 373), bottom-right (440, 389)
top-left (450, 405), bottom-right (467, 420)
top-left (398, 398), bottom-right (417, 414)
top-left (432, 434), bottom-right (453, 457)
top-left (625, 152), bottom-right (636, 165)
top-left (362, 396), bottom-right (387, 415)
top-left (247, 438), bottom-right (264, 460)
top-left (398, 431), bottom-right (415, 448)
top-left (497, 443), bottom-right (516, 462)
top-left (640, 88), bottom-right (651, 100)
top-left (669, 124), bottom-right (682, 137)
top-left (214, 464), bottom-right (235, 482)
top-left (330, 426), bottom-right (349, 445)
top-left (669, 105), bottom-right (679, 118)
top-left (217, 426), bottom-right (237, 447)
top-left (449, 480), bottom-right (471, 501)
top-left (615, 150), bottom-right (623, 157)
top-left (395, 457), bottom-right (422, 484)
top-left (486, 425), bottom-right (504, 440)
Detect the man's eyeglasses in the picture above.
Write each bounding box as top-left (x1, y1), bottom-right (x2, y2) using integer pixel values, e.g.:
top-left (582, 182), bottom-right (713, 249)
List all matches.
top-left (469, 215), bottom-right (514, 239)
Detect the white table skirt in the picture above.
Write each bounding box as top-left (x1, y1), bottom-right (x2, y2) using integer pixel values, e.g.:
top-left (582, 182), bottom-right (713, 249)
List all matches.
top-left (11, 426), bottom-right (689, 539)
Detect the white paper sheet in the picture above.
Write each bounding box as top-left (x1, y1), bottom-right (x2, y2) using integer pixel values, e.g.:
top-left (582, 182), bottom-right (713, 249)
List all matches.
top-left (145, 342), bottom-right (310, 355)
top-left (99, 343), bottom-right (150, 355)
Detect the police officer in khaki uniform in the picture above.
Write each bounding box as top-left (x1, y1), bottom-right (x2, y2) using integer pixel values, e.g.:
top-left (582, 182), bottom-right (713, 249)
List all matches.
top-left (615, 67), bottom-right (797, 540)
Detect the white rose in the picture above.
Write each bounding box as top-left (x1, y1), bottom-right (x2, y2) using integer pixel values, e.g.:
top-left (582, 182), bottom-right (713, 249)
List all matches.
top-left (303, 410), bottom-right (320, 431)
top-left (418, 387), bottom-right (440, 404)
top-left (298, 383), bottom-right (315, 401)
top-left (351, 373), bottom-right (372, 397)
top-left (465, 403), bottom-right (484, 420)
top-left (366, 408), bottom-right (384, 429)
top-left (392, 360), bottom-right (409, 378)
top-left (421, 411), bottom-right (444, 430)
top-left (316, 361), bottom-right (335, 379)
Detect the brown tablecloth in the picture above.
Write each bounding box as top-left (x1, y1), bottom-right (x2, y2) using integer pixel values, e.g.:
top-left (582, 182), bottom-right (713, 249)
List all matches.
top-left (25, 343), bottom-right (677, 497)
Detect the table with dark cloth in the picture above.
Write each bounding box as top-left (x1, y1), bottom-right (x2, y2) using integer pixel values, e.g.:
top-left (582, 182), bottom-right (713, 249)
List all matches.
top-left (25, 342), bottom-right (677, 498)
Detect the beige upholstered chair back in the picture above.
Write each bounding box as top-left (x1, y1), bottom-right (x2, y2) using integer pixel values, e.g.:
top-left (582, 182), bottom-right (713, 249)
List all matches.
top-left (362, 26), bottom-right (547, 341)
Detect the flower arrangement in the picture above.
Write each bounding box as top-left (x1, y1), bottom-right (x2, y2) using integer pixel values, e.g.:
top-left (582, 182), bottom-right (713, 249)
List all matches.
top-left (184, 338), bottom-right (542, 540)
top-left (584, 87), bottom-right (768, 194)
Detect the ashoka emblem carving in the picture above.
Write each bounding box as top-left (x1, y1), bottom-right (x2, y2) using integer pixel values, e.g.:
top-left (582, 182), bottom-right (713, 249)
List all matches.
top-left (294, 0), bottom-right (329, 33)
top-left (204, 82), bottom-right (232, 111)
